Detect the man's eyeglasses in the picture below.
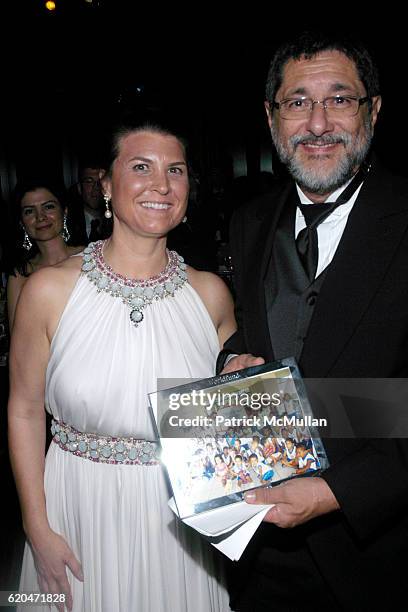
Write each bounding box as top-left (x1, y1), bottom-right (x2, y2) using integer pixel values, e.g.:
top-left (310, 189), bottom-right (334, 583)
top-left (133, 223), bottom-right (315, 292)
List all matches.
top-left (272, 95), bottom-right (369, 119)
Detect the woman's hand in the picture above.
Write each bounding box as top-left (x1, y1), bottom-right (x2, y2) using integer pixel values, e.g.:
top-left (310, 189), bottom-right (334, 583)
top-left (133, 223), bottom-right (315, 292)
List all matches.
top-left (30, 529), bottom-right (83, 612)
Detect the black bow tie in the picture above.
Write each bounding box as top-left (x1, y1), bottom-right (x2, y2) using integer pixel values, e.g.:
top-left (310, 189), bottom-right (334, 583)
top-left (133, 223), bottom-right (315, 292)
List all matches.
top-left (295, 162), bottom-right (371, 281)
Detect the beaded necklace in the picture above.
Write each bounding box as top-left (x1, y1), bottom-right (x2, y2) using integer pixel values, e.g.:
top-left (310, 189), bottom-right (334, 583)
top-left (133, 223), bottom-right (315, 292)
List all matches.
top-left (81, 240), bottom-right (188, 326)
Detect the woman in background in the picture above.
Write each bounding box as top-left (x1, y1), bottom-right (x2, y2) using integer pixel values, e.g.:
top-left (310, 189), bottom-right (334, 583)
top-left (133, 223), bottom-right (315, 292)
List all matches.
top-left (7, 180), bottom-right (83, 328)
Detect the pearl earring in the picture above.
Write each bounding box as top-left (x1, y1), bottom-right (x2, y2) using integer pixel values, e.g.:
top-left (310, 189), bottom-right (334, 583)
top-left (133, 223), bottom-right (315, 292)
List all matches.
top-left (104, 193), bottom-right (112, 219)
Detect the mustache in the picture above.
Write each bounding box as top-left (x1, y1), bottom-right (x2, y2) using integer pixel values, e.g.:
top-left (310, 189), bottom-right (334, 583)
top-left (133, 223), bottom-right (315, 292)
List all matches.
top-left (290, 134), bottom-right (352, 148)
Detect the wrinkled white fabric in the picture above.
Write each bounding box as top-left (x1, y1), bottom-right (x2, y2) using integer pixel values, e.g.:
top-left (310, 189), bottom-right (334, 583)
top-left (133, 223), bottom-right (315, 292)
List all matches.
top-left (19, 268), bottom-right (230, 611)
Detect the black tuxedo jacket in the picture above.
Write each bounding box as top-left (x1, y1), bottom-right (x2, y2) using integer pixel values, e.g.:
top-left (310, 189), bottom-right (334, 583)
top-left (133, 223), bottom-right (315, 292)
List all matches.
top-left (224, 161), bottom-right (408, 608)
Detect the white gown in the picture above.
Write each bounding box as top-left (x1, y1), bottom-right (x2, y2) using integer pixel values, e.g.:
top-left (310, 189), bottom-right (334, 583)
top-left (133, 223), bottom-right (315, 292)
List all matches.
top-left (18, 251), bottom-right (230, 612)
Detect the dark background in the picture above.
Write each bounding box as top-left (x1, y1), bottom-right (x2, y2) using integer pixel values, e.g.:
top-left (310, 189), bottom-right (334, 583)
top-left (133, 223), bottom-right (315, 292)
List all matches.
top-left (0, 0), bottom-right (407, 599)
top-left (1, 3), bottom-right (406, 197)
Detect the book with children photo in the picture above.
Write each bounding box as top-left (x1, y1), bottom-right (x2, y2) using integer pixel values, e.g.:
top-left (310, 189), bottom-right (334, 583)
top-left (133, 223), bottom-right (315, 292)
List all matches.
top-left (149, 358), bottom-right (329, 521)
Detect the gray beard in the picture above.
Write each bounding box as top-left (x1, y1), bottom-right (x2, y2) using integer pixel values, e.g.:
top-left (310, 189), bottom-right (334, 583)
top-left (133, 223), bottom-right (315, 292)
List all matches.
top-left (271, 123), bottom-right (373, 196)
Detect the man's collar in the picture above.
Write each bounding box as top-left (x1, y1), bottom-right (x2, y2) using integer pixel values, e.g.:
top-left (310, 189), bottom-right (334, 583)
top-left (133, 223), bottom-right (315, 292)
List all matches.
top-left (296, 174), bottom-right (355, 205)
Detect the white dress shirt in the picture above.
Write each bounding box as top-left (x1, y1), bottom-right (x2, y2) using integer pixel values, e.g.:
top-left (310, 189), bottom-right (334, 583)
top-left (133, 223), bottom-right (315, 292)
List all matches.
top-left (295, 178), bottom-right (364, 278)
top-left (222, 178), bottom-right (364, 368)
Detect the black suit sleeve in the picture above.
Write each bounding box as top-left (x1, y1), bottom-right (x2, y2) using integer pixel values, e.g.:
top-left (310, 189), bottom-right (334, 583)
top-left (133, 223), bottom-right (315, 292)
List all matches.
top-left (321, 438), bottom-right (408, 540)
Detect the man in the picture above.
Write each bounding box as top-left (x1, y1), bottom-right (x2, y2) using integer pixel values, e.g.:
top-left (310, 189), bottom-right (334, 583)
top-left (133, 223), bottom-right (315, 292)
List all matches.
top-left (219, 32), bottom-right (408, 609)
top-left (68, 161), bottom-right (112, 244)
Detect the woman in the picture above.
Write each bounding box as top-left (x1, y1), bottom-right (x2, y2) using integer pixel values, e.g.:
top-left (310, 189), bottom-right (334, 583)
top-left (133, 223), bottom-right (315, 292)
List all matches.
top-left (8, 115), bottom-right (236, 611)
top-left (7, 180), bottom-right (83, 328)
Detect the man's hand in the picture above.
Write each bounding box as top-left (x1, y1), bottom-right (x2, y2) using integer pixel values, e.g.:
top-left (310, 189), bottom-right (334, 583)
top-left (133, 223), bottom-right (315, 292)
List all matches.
top-left (244, 477), bottom-right (340, 528)
top-left (221, 354), bottom-right (265, 374)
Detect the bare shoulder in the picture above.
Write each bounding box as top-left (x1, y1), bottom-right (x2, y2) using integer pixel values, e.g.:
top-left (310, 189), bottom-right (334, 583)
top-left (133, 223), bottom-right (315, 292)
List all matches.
top-left (187, 267), bottom-right (232, 304)
top-left (15, 256), bottom-right (83, 341)
top-left (21, 255), bottom-right (82, 297)
top-left (187, 267), bottom-right (236, 345)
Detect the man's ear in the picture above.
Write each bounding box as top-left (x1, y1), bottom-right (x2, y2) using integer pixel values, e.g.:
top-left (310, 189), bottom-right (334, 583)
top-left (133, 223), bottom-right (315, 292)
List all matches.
top-left (370, 95), bottom-right (382, 129)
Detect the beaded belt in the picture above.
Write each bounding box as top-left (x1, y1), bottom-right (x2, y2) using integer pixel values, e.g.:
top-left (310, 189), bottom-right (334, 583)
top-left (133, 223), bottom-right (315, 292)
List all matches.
top-left (51, 419), bottom-right (160, 465)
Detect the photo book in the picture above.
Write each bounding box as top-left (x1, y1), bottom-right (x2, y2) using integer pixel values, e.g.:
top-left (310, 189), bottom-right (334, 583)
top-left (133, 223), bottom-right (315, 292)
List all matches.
top-left (148, 357), bottom-right (329, 559)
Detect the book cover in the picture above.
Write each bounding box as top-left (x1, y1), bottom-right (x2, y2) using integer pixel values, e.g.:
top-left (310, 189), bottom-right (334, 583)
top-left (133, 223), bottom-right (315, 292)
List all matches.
top-left (149, 357), bottom-right (329, 520)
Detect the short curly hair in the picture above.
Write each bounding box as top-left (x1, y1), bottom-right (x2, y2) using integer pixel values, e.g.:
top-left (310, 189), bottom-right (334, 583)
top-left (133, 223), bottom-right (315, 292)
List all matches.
top-left (265, 31), bottom-right (380, 106)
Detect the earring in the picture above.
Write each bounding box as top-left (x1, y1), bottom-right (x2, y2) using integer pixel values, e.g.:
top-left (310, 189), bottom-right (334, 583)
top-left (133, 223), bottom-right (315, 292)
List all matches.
top-left (22, 230), bottom-right (32, 251)
top-left (182, 216), bottom-right (187, 223)
top-left (104, 193), bottom-right (112, 219)
top-left (62, 214), bottom-right (70, 243)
